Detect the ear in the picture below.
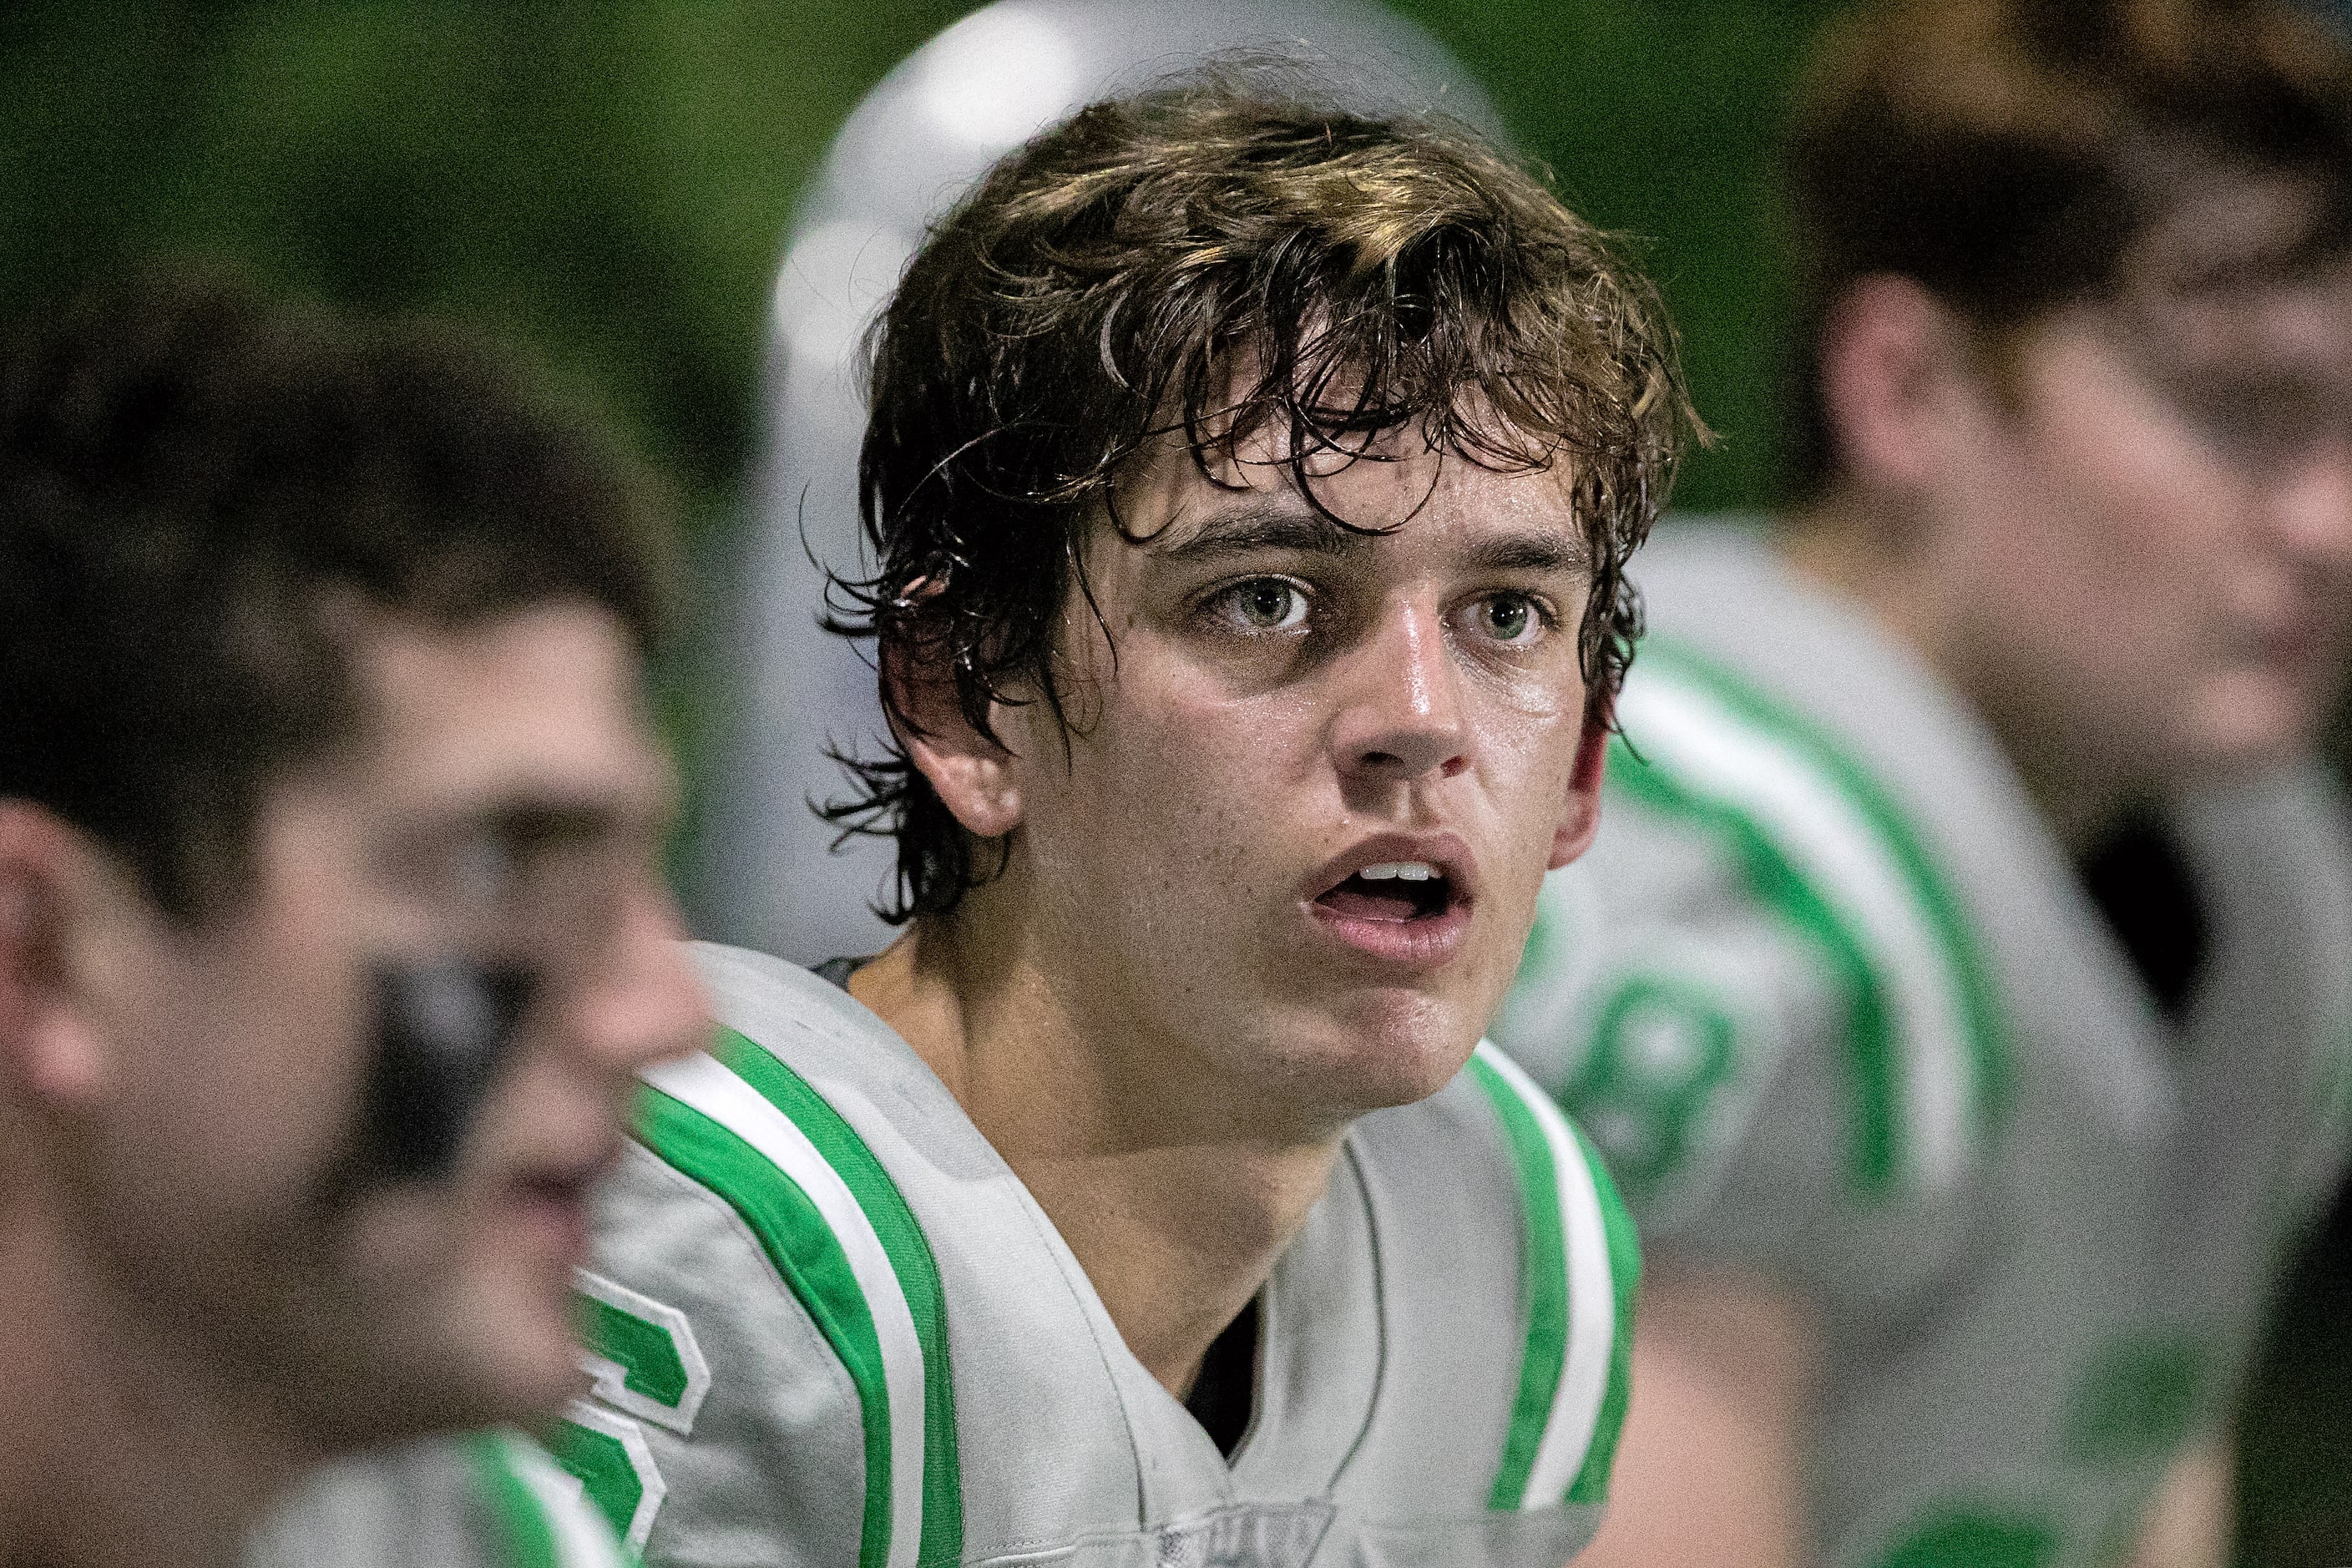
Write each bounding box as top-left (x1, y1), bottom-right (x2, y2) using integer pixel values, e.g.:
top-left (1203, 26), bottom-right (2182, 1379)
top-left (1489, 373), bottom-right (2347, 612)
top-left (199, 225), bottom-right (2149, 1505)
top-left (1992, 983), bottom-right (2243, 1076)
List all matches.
top-left (0, 803), bottom-right (115, 1106)
top-left (883, 637), bottom-right (1026, 841)
top-left (1548, 687), bottom-right (1615, 871)
top-left (1817, 273), bottom-right (1986, 497)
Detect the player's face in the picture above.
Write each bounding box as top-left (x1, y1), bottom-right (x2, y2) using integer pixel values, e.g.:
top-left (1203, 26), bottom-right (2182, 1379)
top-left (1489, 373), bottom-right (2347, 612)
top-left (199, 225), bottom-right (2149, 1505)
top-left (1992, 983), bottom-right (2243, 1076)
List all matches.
top-left (87, 602), bottom-right (703, 1444)
top-left (1940, 175), bottom-right (2352, 792)
top-left (994, 421), bottom-right (1607, 1130)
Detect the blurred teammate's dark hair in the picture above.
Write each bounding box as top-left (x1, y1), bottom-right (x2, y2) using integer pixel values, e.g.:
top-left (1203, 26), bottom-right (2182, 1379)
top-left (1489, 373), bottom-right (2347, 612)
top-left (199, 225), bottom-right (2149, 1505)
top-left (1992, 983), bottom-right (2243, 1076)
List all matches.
top-left (1782, 0), bottom-right (2352, 499)
top-left (0, 266), bottom-right (674, 920)
top-left (827, 72), bottom-right (1697, 924)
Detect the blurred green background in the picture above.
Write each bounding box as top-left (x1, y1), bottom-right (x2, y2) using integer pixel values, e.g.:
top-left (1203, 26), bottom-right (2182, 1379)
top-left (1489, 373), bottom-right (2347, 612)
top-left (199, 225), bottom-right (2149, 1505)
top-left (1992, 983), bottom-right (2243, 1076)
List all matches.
top-left (0, 0), bottom-right (1832, 524)
top-left (3, 2), bottom-right (2344, 1559)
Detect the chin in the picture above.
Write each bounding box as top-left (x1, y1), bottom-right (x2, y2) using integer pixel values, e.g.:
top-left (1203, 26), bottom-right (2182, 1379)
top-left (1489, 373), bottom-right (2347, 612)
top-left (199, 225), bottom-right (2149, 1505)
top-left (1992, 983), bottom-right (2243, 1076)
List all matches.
top-left (478, 1279), bottom-right (593, 1418)
top-left (1282, 989), bottom-right (1481, 1112)
top-left (299, 1306), bottom-right (580, 1449)
top-left (396, 1265), bottom-right (588, 1432)
top-left (2182, 682), bottom-right (2321, 782)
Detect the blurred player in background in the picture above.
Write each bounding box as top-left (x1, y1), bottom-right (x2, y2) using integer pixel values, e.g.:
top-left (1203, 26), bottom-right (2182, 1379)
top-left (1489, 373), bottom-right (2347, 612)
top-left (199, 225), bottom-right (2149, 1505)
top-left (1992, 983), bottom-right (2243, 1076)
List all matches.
top-left (0, 271), bottom-right (704, 1568)
top-left (1493, 1), bottom-right (2352, 1565)
top-left (551, 75), bottom-right (1687, 1565)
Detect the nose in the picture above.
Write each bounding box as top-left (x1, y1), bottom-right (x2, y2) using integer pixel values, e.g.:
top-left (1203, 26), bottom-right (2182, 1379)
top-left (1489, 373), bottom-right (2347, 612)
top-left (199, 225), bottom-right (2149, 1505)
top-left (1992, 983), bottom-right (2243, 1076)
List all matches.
top-left (1328, 598), bottom-right (1471, 786)
top-left (2273, 434), bottom-right (2352, 574)
top-left (569, 883), bottom-right (710, 1078)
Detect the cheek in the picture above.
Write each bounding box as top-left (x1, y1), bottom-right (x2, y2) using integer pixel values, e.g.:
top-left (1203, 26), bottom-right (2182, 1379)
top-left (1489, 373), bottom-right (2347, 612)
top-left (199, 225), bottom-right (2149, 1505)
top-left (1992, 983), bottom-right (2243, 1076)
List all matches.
top-left (170, 903), bottom-right (369, 1213)
top-left (1468, 654), bottom-right (1586, 785)
top-left (1055, 644), bottom-right (1316, 805)
top-left (1053, 690), bottom-right (1302, 903)
top-left (2021, 371), bottom-right (2247, 624)
top-left (1477, 701), bottom-right (1589, 905)
top-left (210, 972), bottom-right (366, 1208)
top-left (76, 940), bottom-right (367, 1348)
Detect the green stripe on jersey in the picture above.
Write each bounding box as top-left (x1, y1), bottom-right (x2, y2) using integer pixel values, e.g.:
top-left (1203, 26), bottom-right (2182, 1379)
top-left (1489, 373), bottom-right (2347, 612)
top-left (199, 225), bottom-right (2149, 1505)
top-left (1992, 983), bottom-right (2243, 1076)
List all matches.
top-left (1565, 1120), bottom-right (1639, 1506)
top-left (1469, 1045), bottom-right (1638, 1511)
top-left (1610, 638), bottom-right (2006, 1193)
top-left (1607, 741), bottom-right (1903, 1187)
top-left (714, 1027), bottom-right (964, 1567)
top-left (1471, 1051), bottom-right (1571, 1511)
top-left (635, 1083), bottom-right (900, 1568)
top-left (472, 1432), bottom-right (630, 1568)
top-left (471, 1434), bottom-right (560, 1568)
top-left (631, 1034), bottom-right (961, 1568)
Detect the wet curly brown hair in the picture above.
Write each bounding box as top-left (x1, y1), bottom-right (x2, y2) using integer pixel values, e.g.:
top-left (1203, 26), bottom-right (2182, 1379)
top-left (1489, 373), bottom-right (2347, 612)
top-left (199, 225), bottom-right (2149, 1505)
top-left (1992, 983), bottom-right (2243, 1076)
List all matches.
top-left (827, 70), bottom-right (1697, 923)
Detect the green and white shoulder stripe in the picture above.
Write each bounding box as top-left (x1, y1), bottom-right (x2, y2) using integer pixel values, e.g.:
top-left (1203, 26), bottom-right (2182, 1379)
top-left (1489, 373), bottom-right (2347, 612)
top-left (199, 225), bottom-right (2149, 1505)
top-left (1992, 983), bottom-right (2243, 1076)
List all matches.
top-left (616, 1026), bottom-right (961, 1568)
top-left (1468, 1042), bottom-right (1640, 1511)
top-left (470, 1432), bottom-right (634, 1568)
top-left (1609, 639), bottom-right (2006, 1196)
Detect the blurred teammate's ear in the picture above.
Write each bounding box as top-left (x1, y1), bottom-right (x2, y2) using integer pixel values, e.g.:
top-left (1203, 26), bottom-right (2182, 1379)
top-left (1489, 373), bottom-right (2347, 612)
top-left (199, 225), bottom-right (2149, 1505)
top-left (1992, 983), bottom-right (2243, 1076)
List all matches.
top-left (0, 803), bottom-right (112, 1106)
top-left (1817, 273), bottom-right (1982, 498)
top-left (884, 635), bottom-right (1026, 842)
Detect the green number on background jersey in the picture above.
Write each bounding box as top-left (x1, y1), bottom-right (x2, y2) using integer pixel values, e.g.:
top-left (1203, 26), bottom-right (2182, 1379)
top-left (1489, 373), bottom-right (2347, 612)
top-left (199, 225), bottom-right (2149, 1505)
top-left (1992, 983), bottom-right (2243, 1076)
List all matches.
top-left (1876, 1512), bottom-right (2056, 1568)
top-left (1565, 973), bottom-right (1737, 1201)
top-left (2063, 1333), bottom-right (2206, 1468)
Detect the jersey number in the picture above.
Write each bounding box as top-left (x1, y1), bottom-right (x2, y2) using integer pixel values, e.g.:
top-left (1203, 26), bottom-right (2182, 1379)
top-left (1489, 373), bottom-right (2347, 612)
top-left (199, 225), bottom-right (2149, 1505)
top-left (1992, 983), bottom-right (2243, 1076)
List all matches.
top-left (551, 1271), bottom-right (712, 1550)
top-left (1566, 974), bottom-right (1738, 1202)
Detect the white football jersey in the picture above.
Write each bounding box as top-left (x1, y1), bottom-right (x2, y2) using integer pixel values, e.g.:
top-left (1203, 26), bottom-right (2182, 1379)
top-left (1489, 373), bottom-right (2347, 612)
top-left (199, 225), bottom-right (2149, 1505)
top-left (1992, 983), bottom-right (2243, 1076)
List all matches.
top-left (1493, 518), bottom-right (2352, 1568)
top-left (551, 942), bottom-right (1641, 1567)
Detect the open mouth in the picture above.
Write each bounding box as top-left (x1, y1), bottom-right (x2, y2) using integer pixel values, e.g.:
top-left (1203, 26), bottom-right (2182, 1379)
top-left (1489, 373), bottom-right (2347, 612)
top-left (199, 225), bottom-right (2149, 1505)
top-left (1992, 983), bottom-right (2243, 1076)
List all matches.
top-left (497, 1142), bottom-right (620, 1253)
top-left (1314, 861), bottom-right (1459, 923)
top-left (509, 1166), bottom-right (594, 1207)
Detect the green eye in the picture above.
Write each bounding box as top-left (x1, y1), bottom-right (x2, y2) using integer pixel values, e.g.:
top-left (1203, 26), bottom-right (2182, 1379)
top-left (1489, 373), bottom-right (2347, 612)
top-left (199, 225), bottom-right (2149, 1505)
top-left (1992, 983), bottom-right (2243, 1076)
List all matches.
top-left (1226, 578), bottom-right (1308, 631)
top-left (1479, 594), bottom-right (1540, 643)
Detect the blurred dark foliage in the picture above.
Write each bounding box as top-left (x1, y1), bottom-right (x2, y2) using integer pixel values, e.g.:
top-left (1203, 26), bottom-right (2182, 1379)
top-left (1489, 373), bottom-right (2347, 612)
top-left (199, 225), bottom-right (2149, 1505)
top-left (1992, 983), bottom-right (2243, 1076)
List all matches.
top-left (0, 3), bottom-right (2342, 1561)
top-left (2239, 1186), bottom-right (2352, 1566)
top-left (0, 0), bottom-right (1837, 521)
top-left (0, 0), bottom-right (964, 516)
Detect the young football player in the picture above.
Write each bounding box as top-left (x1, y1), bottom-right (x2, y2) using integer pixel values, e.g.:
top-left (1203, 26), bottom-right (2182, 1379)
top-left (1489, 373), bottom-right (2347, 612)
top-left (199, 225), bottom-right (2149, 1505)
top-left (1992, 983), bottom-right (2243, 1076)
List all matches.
top-left (0, 271), bottom-right (705, 1568)
top-left (551, 78), bottom-right (1689, 1565)
top-left (1491, 2), bottom-right (2352, 1565)
top-left (698, 0), bottom-right (1505, 967)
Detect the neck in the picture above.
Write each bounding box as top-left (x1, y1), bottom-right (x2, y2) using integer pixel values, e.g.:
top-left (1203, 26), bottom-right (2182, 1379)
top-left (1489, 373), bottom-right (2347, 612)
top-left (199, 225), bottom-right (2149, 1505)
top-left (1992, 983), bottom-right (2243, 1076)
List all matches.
top-left (1778, 493), bottom-right (2137, 850)
top-left (0, 1190), bottom-right (306, 1568)
top-left (849, 915), bottom-right (1343, 1399)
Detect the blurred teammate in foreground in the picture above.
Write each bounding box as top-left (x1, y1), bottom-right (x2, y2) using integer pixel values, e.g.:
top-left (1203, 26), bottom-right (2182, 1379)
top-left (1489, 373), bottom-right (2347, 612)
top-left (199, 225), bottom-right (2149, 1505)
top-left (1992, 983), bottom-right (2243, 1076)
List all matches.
top-left (0, 273), bottom-right (704, 1568)
top-left (550, 77), bottom-right (1687, 1565)
top-left (1494, 2), bottom-right (2352, 1565)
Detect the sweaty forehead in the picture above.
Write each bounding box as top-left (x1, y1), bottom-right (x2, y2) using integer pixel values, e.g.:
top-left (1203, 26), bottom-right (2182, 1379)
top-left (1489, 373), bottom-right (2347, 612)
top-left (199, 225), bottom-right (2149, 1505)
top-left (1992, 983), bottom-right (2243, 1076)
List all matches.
top-left (1120, 427), bottom-right (1588, 567)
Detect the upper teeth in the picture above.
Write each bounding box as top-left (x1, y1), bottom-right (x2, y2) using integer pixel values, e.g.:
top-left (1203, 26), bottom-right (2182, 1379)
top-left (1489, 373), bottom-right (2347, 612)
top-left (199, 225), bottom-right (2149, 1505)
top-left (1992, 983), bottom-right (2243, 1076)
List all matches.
top-left (1360, 861), bottom-right (1439, 882)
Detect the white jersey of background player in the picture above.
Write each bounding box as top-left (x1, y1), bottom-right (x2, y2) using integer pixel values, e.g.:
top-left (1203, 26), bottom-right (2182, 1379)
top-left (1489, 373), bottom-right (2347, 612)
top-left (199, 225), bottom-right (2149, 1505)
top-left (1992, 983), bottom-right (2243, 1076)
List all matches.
top-left (1493, 3), bottom-right (2352, 1566)
top-left (546, 70), bottom-right (1695, 1567)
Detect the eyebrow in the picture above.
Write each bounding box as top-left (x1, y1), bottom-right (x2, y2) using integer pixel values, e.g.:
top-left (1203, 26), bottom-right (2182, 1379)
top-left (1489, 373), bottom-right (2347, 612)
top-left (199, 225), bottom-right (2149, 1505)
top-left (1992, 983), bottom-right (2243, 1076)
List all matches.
top-left (428, 781), bottom-right (672, 852)
top-left (1462, 533), bottom-right (1590, 576)
top-left (1158, 501), bottom-right (1363, 561)
top-left (483, 799), bottom-right (628, 846)
top-left (1157, 498), bottom-right (1590, 575)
